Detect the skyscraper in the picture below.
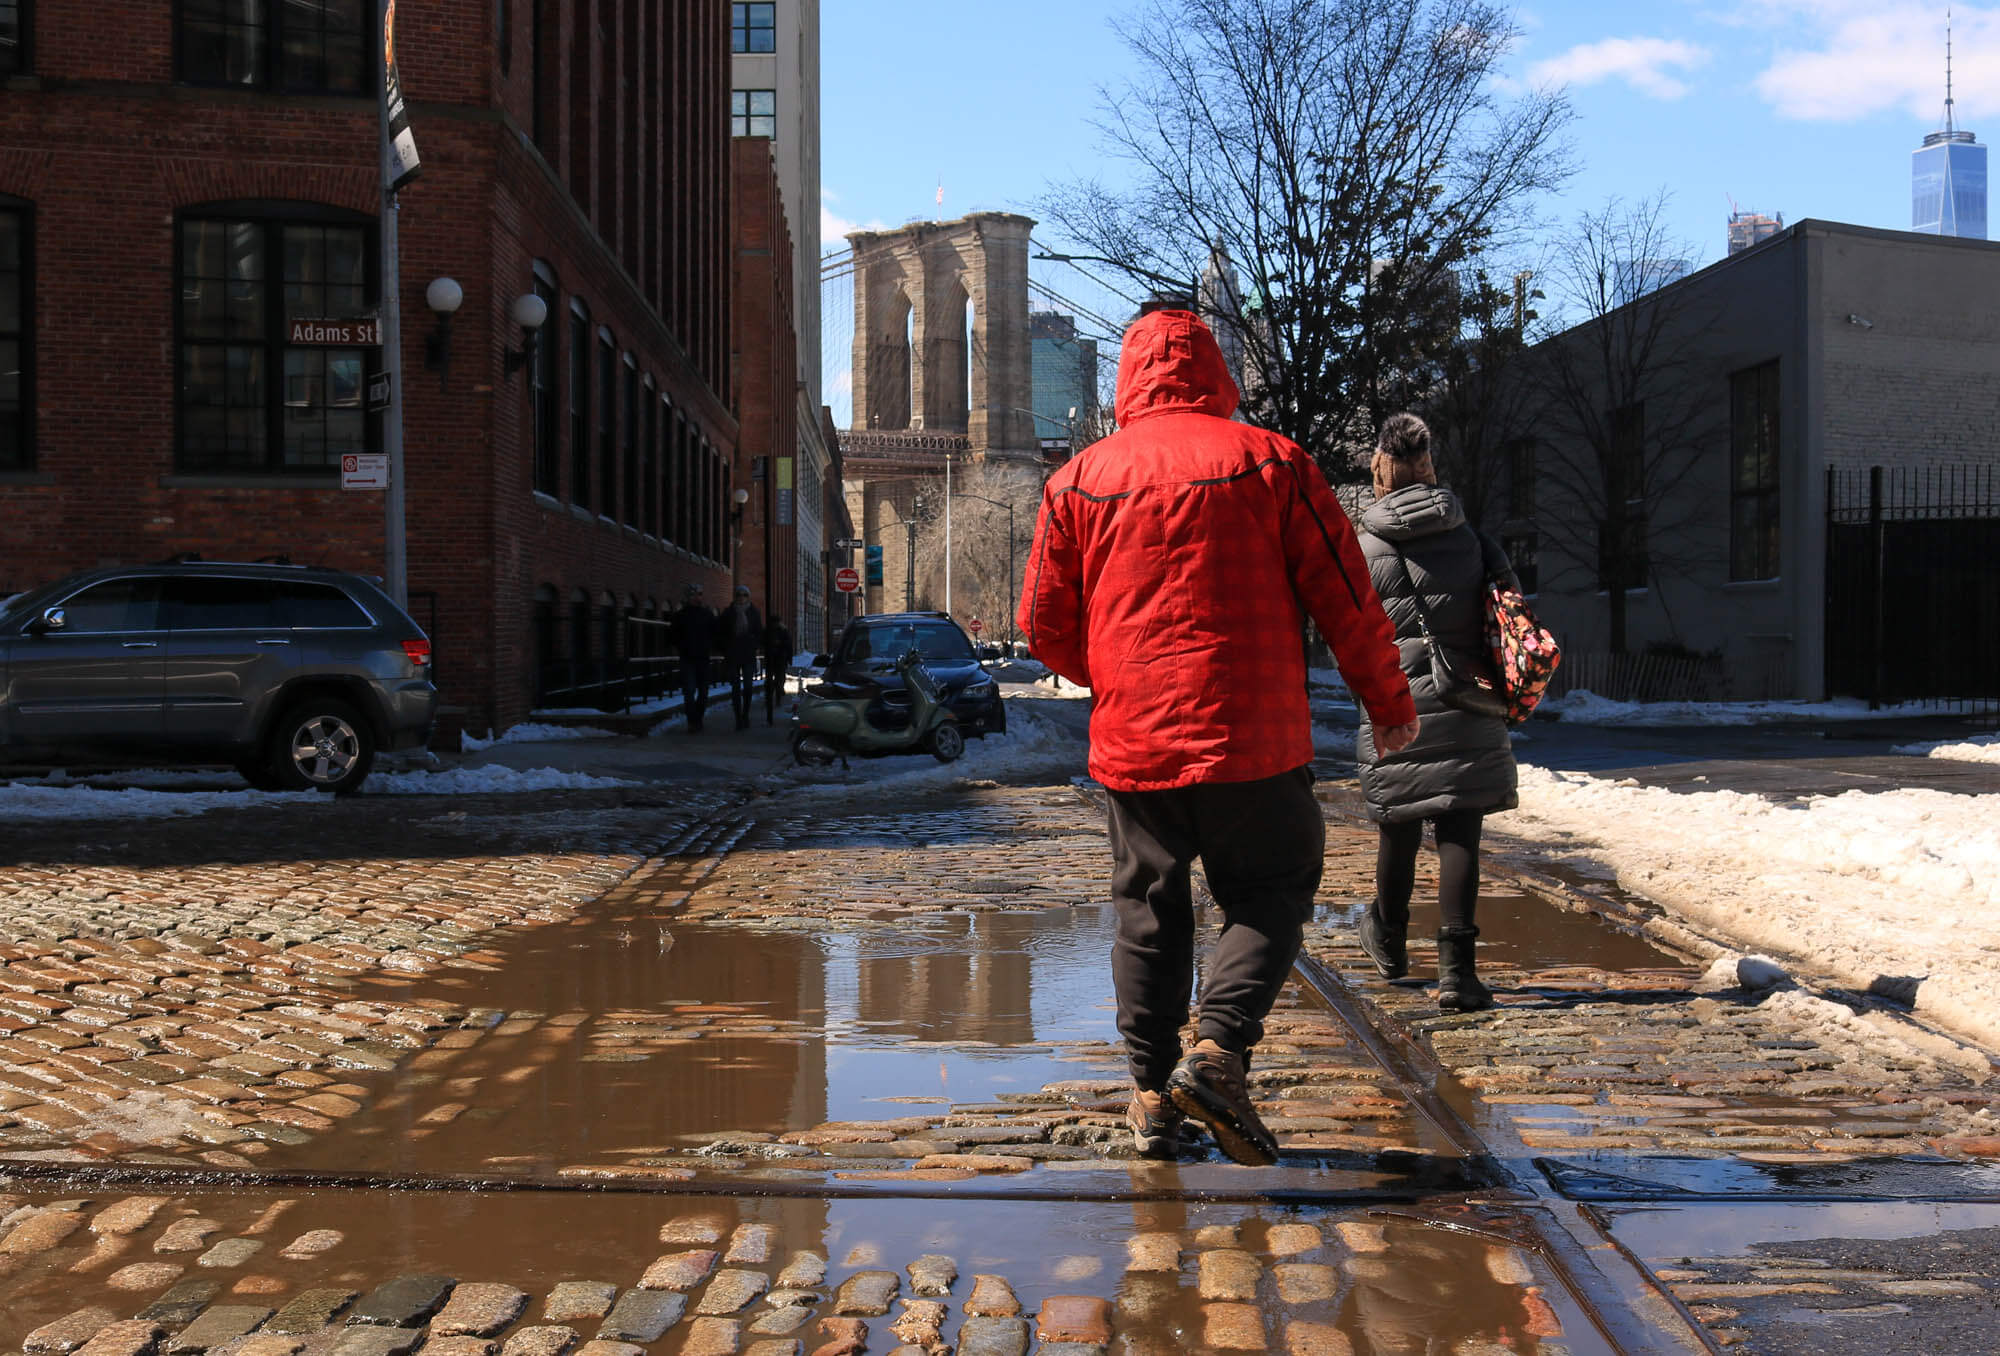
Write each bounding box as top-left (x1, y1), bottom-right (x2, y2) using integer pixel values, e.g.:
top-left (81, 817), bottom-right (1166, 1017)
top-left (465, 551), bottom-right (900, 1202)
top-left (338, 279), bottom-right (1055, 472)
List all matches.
top-left (1913, 18), bottom-right (1987, 239)
top-left (1728, 209), bottom-right (1783, 255)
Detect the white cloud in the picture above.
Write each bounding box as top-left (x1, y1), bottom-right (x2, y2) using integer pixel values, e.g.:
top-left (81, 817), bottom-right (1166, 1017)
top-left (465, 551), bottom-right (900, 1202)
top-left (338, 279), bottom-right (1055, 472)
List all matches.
top-left (821, 190), bottom-right (891, 248)
top-left (1527, 35), bottom-right (1711, 99)
top-left (1751, 3), bottom-right (2000, 123)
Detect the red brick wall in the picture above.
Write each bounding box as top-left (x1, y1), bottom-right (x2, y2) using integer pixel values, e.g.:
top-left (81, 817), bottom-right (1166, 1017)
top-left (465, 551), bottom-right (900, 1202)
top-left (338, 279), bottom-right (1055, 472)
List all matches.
top-left (731, 139), bottom-right (800, 631)
top-left (0, 0), bottom-right (740, 738)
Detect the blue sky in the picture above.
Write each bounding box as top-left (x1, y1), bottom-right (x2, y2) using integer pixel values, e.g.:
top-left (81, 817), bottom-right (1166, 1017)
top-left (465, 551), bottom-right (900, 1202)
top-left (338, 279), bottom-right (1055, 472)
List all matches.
top-left (818, 1), bottom-right (1993, 418)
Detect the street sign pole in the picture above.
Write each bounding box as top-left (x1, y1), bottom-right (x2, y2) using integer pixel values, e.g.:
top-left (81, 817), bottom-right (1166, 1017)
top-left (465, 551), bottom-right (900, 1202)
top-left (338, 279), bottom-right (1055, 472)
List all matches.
top-left (378, 0), bottom-right (407, 607)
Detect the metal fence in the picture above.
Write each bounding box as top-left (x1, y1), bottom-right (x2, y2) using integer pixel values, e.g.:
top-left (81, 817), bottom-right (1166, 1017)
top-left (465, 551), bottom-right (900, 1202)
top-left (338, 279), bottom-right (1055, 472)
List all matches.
top-left (534, 613), bottom-right (682, 713)
top-left (1545, 650), bottom-right (1726, 703)
top-left (1825, 464), bottom-right (2000, 712)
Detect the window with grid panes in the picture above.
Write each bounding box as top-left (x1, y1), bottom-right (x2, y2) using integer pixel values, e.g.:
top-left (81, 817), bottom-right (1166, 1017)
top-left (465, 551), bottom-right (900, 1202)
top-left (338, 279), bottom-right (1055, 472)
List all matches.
top-left (621, 356), bottom-right (638, 528)
top-left (568, 302), bottom-right (590, 507)
top-left (643, 383), bottom-right (658, 537)
top-left (596, 331), bottom-right (615, 520)
top-left (177, 212), bottom-right (373, 473)
top-left (530, 268), bottom-right (559, 495)
top-left (731, 3), bottom-right (774, 53)
top-left (1596, 402), bottom-right (1647, 590)
top-left (1505, 437), bottom-right (1534, 518)
top-left (0, 201), bottom-right (29, 470)
top-left (178, 0), bottom-right (369, 93)
top-left (1729, 361), bottom-right (1780, 580)
top-left (0, 0), bottom-right (26, 73)
top-left (731, 89), bottom-right (776, 138)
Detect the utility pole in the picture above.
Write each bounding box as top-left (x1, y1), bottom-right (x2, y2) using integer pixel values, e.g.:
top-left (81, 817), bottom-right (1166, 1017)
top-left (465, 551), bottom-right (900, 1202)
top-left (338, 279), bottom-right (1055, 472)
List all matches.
top-left (905, 517), bottom-right (917, 612)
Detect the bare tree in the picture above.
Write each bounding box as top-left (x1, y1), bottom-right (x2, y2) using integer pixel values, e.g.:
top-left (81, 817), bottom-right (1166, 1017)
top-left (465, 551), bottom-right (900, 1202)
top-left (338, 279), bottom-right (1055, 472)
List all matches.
top-left (1422, 263), bottom-right (1540, 528)
top-left (1525, 194), bottom-right (1715, 654)
top-left (1042, 0), bottom-right (1570, 478)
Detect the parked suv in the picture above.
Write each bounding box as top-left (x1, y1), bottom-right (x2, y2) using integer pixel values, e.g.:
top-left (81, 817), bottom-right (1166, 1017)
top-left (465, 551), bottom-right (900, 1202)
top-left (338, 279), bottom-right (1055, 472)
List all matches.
top-left (815, 612), bottom-right (1006, 737)
top-left (0, 560), bottom-right (436, 794)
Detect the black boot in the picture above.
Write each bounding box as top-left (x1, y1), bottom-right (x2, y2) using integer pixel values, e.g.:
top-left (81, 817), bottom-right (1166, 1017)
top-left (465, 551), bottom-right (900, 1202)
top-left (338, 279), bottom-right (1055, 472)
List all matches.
top-left (1357, 898), bottom-right (1408, 979)
top-left (1436, 925), bottom-right (1493, 1012)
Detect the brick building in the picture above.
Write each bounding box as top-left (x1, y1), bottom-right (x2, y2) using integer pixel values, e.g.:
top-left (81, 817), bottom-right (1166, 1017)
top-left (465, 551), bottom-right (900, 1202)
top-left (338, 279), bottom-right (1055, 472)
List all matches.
top-left (0, 1), bottom-right (756, 737)
top-left (730, 136), bottom-right (797, 644)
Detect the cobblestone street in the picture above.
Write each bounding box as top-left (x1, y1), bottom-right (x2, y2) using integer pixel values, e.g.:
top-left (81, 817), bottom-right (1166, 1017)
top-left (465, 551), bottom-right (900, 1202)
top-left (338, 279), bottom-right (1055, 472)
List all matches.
top-left (0, 720), bottom-right (1997, 1354)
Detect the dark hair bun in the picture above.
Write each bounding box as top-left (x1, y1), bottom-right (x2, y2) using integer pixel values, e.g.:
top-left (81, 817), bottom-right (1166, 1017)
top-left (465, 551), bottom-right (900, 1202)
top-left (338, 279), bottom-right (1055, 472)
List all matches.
top-left (1377, 412), bottom-right (1431, 461)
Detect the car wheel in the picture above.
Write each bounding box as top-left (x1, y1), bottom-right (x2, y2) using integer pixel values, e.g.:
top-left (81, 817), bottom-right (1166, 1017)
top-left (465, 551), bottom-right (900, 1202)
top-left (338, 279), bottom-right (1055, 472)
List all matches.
top-left (929, 721), bottom-right (966, 763)
top-left (268, 698), bottom-right (376, 794)
top-left (233, 758), bottom-right (285, 792)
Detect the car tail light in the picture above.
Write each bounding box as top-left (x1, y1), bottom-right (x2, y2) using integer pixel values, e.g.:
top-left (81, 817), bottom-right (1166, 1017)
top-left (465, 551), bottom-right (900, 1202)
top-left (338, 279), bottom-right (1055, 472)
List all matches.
top-left (402, 639), bottom-right (432, 667)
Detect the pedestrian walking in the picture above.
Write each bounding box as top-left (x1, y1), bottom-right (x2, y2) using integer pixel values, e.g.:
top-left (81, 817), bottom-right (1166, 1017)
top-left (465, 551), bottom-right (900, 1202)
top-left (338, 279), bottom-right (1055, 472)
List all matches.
top-left (1353, 413), bottom-right (1520, 1014)
top-left (719, 585), bottom-right (763, 731)
top-left (761, 613), bottom-right (793, 726)
top-left (673, 583), bottom-right (717, 734)
top-left (1020, 309), bottom-right (1418, 1165)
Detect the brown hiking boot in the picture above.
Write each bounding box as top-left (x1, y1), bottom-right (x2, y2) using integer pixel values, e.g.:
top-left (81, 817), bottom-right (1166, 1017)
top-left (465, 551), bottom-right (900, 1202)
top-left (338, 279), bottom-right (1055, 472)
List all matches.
top-left (1166, 1043), bottom-right (1279, 1166)
top-left (1125, 1085), bottom-right (1183, 1160)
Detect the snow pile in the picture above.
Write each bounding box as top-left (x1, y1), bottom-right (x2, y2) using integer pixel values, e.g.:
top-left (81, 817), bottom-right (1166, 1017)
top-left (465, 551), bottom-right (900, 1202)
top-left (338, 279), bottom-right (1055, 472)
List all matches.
top-left (1504, 763), bottom-right (2000, 1050)
top-left (0, 780), bottom-right (308, 821)
top-left (461, 722), bottom-right (619, 750)
top-left (778, 700), bottom-right (1083, 802)
top-left (1892, 733), bottom-right (2000, 765)
top-left (1541, 691), bottom-right (1897, 727)
top-left (370, 765), bottom-right (636, 795)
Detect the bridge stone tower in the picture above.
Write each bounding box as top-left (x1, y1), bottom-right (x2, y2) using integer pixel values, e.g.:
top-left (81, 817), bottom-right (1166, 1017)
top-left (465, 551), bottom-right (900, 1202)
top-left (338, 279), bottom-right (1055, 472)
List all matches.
top-left (840, 213), bottom-right (1046, 631)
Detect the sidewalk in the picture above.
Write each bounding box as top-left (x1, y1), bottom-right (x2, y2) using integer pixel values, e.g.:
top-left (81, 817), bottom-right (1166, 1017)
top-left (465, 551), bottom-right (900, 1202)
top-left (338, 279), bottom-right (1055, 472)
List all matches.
top-left (450, 702), bottom-right (797, 785)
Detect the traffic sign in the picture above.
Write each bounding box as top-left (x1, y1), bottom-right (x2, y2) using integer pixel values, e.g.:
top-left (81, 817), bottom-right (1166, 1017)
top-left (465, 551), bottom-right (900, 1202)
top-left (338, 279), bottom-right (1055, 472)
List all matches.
top-left (341, 453), bottom-right (390, 490)
top-left (968, 617), bottom-right (983, 635)
top-left (834, 566), bottom-right (861, 594)
top-left (833, 537), bottom-right (865, 549)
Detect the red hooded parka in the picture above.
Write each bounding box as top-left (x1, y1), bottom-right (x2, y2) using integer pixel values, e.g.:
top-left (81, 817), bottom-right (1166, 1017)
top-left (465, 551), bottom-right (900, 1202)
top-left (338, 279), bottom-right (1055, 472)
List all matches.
top-left (1018, 310), bottom-right (1415, 792)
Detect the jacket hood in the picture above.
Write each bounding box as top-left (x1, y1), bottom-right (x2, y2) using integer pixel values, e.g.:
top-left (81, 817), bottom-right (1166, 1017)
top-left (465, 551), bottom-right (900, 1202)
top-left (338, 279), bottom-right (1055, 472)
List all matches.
top-left (1360, 483), bottom-right (1466, 542)
top-left (1113, 310), bottom-right (1240, 426)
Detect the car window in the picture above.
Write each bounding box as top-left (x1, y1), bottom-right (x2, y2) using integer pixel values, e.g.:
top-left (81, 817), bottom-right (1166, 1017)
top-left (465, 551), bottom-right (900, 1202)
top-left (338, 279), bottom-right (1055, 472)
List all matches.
top-left (51, 578), bottom-right (162, 633)
top-left (278, 580), bottom-right (373, 628)
top-left (911, 623), bottom-right (975, 661)
top-left (163, 577), bottom-right (278, 630)
top-left (843, 622), bottom-right (975, 664)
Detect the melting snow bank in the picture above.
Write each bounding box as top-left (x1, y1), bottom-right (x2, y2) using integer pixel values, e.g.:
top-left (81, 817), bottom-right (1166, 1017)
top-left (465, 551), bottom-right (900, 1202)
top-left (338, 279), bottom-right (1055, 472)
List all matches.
top-left (1893, 733), bottom-right (2000, 764)
top-left (461, 721), bottom-right (620, 750)
top-left (369, 765), bottom-right (636, 794)
top-left (1504, 763), bottom-right (2000, 1052)
top-left (774, 700), bottom-right (1084, 802)
top-left (0, 763), bottom-right (638, 818)
top-left (1541, 690), bottom-right (1914, 727)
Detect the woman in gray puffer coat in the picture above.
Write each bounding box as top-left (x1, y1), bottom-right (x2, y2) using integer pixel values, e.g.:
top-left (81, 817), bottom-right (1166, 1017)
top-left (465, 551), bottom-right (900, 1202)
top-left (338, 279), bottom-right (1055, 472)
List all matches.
top-left (1354, 413), bottom-right (1518, 1012)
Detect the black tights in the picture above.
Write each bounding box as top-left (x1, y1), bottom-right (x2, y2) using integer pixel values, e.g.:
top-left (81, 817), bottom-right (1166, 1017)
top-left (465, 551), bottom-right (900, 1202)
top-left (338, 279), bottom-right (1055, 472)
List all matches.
top-left (1376, 809), bottom-right (1484, 932)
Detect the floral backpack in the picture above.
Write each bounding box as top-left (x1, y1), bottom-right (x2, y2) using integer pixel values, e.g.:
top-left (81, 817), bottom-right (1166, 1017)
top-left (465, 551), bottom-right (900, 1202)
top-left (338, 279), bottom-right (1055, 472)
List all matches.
top-left (1484, 582), bottom-right (1561, 726)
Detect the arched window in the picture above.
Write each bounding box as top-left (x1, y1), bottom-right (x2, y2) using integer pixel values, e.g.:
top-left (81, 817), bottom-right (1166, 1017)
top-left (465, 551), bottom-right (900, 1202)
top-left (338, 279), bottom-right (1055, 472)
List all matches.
top-left (567, 299), bottom-right (590, 507)
top-left (529, 262), bottom-right (559, 495)
top-left (0, 195), bottom-right (31, 470)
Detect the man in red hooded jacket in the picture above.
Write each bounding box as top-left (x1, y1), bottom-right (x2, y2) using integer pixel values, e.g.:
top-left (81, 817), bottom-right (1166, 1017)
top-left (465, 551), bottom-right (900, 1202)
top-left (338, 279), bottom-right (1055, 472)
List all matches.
top-left (1020, 309), bottom-right (1418, 1165)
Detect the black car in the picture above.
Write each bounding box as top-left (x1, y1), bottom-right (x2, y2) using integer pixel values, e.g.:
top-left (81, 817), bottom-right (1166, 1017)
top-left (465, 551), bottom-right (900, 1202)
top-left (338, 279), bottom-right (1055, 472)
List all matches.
top-left (815, 612), bottom-right (1006, 737)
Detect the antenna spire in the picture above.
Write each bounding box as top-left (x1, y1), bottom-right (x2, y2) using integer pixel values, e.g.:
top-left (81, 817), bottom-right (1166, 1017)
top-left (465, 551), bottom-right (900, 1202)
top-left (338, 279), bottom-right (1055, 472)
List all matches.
top-left (1946, 7), bottom-right (1957, 134)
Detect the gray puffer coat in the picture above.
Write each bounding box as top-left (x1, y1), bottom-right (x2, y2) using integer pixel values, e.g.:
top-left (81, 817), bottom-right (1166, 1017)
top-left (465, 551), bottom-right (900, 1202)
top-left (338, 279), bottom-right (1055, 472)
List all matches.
top-left (1354, 483), bottom-right (1519, 824)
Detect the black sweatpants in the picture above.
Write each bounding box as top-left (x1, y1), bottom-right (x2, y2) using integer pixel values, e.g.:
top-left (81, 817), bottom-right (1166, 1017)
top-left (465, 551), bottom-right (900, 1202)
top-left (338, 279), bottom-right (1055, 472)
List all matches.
top-left (726, 655), bottom-right (757, 726)
top-left (1105, 766), bottom-right (1326, 1091)
top-left (1375, 808), bottom-right (1485, 932)
top-left (679, 654), bottom-right (711, 730)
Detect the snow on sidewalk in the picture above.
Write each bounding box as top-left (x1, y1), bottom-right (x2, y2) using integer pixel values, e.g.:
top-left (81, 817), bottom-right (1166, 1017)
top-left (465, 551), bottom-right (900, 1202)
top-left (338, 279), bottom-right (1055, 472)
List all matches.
top-left (1893, 733), bottom-right (2000, 765)
top-left (1504, 762), bottom-right (2000, 1051)
top-left (0, 762), bottom-right (637, 819)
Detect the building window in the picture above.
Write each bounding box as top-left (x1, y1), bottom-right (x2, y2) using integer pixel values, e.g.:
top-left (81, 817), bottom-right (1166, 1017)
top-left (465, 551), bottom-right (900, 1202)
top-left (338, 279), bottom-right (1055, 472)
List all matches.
top-left (1501, 531), bottom-right (1538, 596)
top-left (177, 210), bottom-right (374, 473)
top-left (1505, 437), bottom-right (1534, 519)
top-left (1730, 360), bottom-right (1781, 581)
top-left (0, 201), bottom-right (29, 471)
top-left (530, 266), bottom-right (559, 495)
top-left (1596, 401), bottom-right (1647, 591)
top-left (567, 301), bottom-right (590, 507)
top-left (177, 0), bottom-right (370, 94)
top-left (621, 356), bottom-right (638, 529)
top-left (669, 411), bottom-right (687, 548)
top-left (731, 3), bottom-right (774, 53)
top-left (642, 381), bottom-right (658, 538)
top-left (731, 89), bottom-right (776, 138)
top-left (596, 329), bottom-right (615, 520)
top-left (0, 0), bottom-right (28, 74)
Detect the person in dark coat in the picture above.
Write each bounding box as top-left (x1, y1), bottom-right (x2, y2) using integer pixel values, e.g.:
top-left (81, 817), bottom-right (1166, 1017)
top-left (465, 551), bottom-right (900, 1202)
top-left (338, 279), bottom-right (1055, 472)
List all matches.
top-left (673, 582), bottom-right (718, 733)
top-left (719, 585), bottom-right (763, 731)
top-left (1021, 308), bottom-right (1417, 1166)
top-left (761, 613), bottom-right (793, 725)
top-left (1354, 413), bottom-right (1520, 1013)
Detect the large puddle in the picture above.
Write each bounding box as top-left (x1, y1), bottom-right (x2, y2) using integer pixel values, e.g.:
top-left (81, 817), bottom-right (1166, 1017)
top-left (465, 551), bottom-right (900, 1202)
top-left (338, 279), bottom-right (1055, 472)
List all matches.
top-left (0, 1186), bottom-right (1609, 1354)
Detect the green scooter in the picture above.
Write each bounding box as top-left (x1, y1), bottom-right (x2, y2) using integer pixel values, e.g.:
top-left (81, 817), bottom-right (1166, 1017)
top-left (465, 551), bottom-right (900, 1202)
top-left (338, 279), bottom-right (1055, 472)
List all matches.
top-left (791, 648), bottom-right (965, 767)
